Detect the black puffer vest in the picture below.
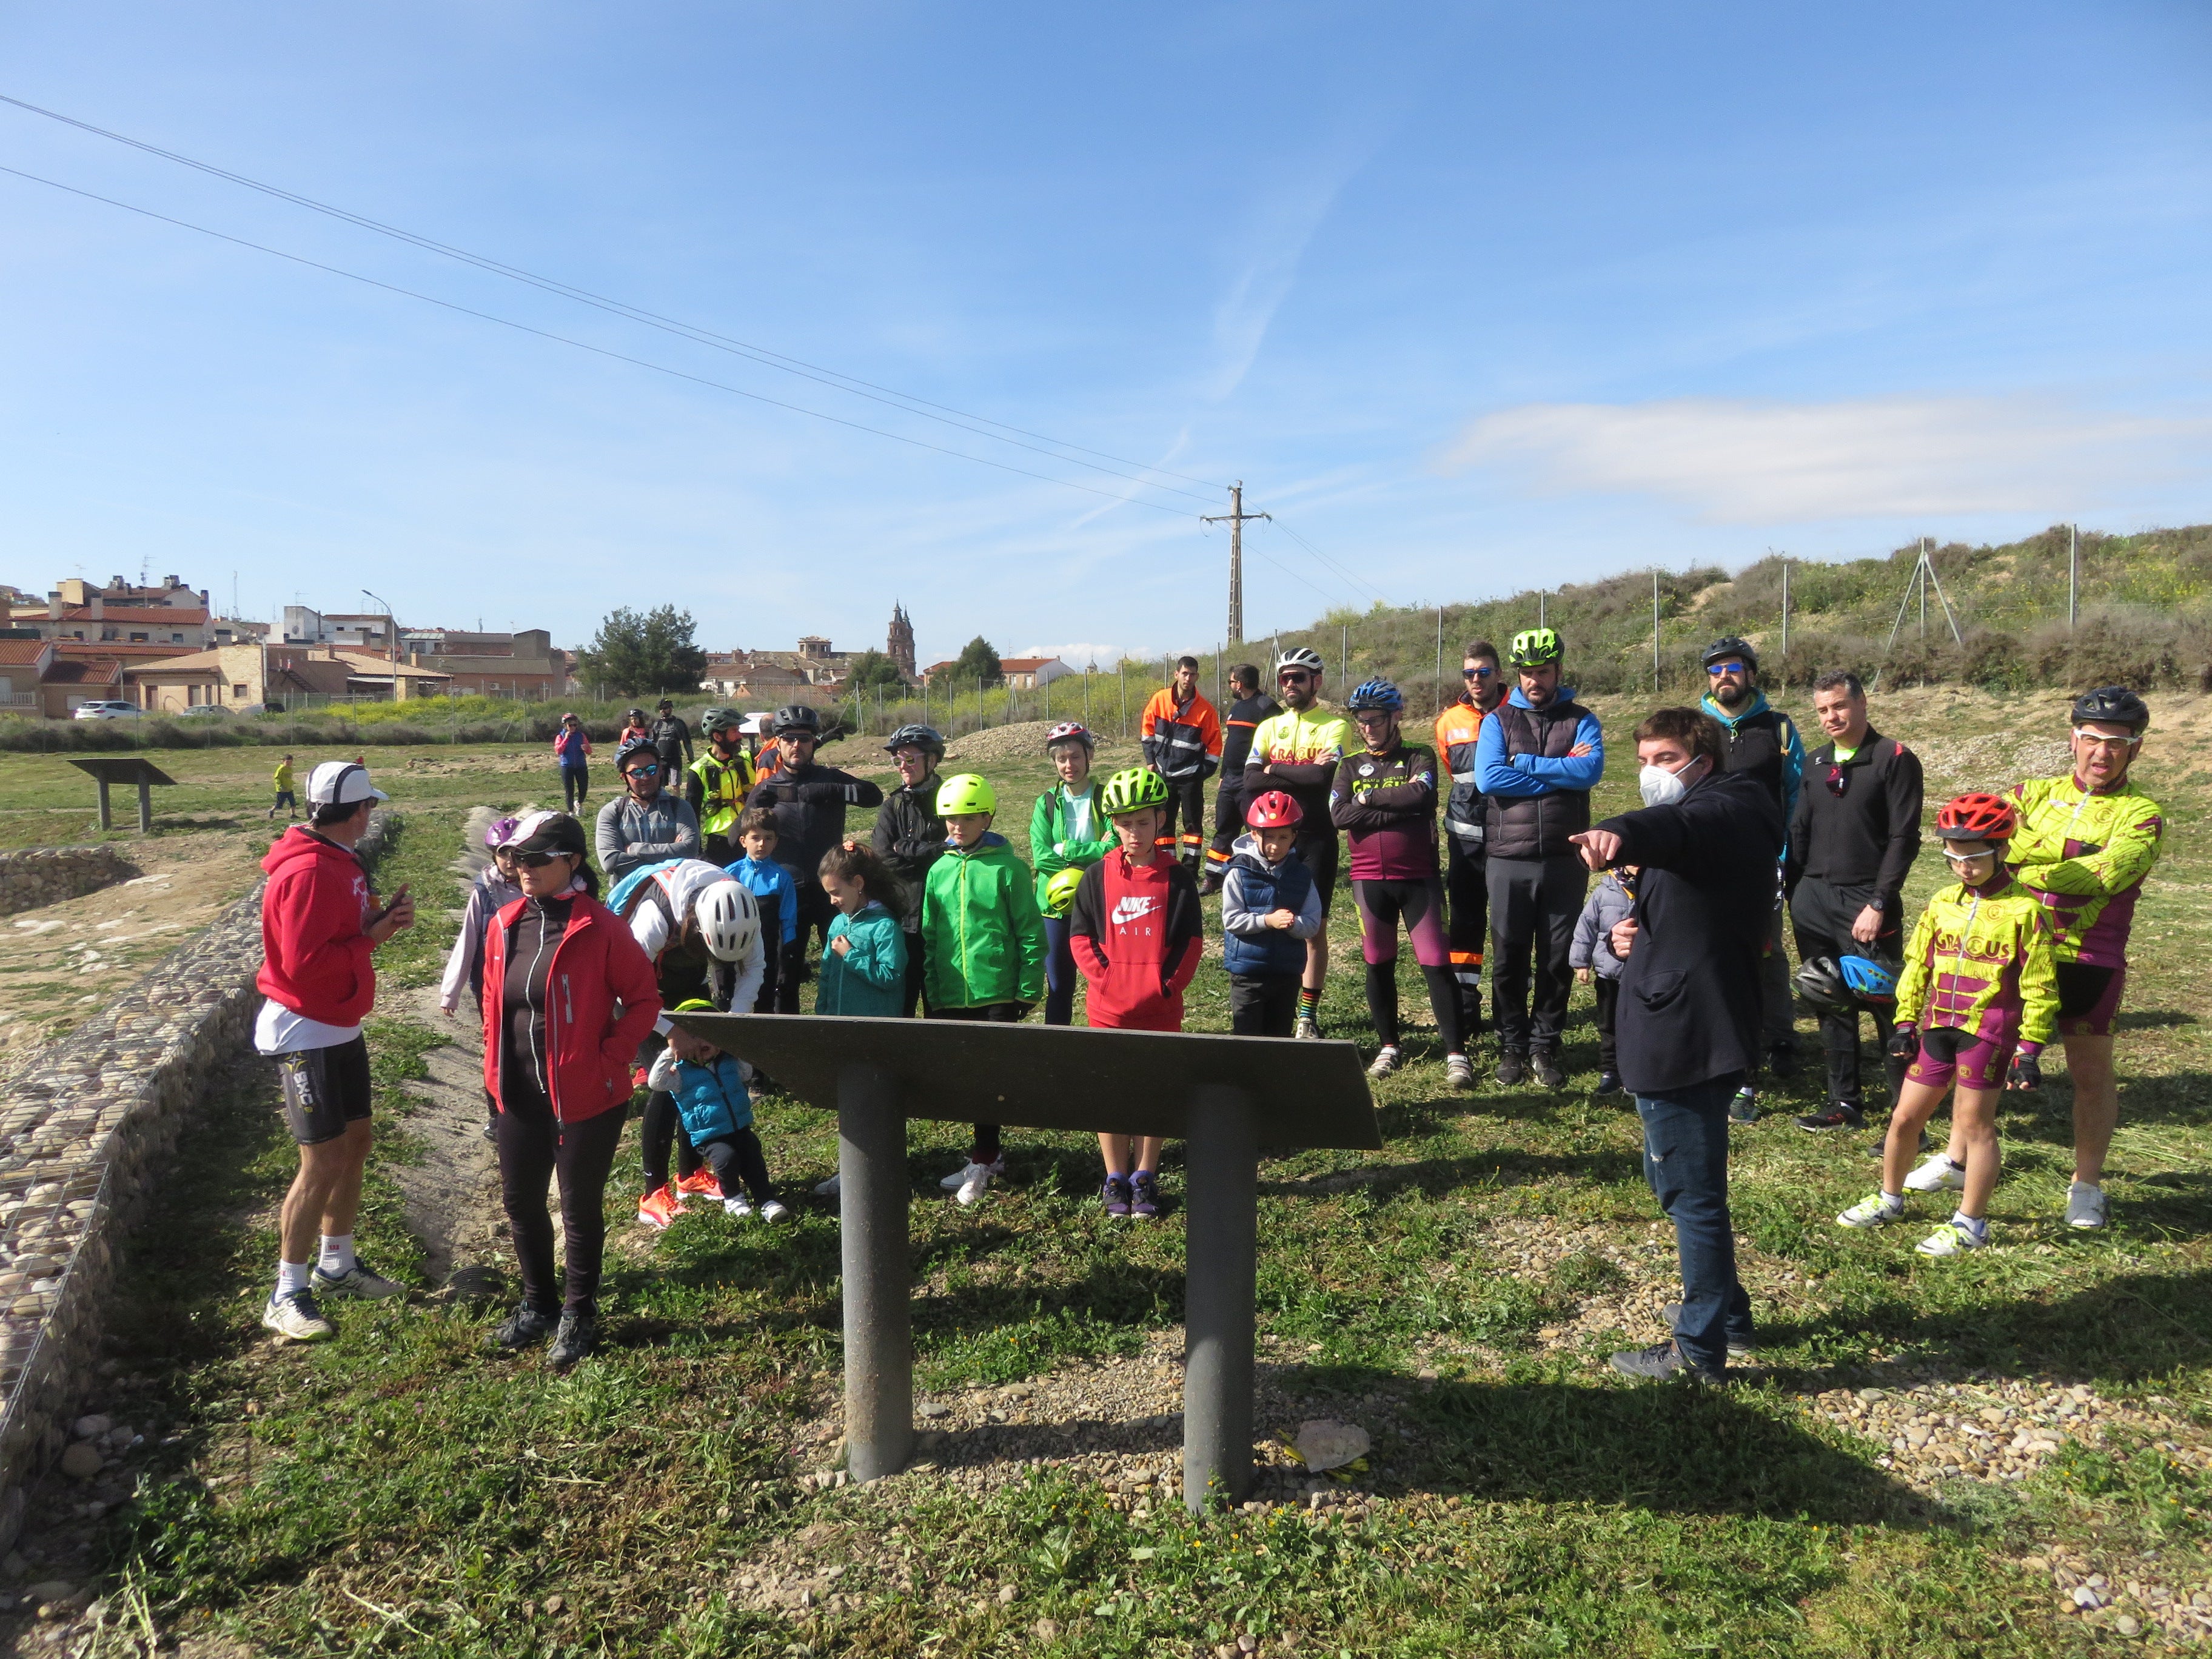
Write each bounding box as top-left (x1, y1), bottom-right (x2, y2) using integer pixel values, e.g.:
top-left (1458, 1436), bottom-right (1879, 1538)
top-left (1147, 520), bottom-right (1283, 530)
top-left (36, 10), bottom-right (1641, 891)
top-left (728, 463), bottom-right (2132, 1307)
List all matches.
top-left (1483, 698), bottom-right (1594, 860)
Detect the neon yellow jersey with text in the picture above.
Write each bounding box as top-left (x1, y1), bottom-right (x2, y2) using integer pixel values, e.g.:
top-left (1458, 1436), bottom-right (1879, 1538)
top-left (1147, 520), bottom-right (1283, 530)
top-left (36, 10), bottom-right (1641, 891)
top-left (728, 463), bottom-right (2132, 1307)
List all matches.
top-left (2006, 775), bottom-right (2163, 968)
top-left (1894, 876), bottom-right (2059, 1049)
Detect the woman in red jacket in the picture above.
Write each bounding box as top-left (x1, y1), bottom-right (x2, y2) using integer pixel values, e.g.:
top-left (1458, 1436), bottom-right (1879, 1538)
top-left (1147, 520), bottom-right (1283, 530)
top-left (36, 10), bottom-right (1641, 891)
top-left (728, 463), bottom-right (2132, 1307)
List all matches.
top-left (480, 812), bottom-right (661, 1369)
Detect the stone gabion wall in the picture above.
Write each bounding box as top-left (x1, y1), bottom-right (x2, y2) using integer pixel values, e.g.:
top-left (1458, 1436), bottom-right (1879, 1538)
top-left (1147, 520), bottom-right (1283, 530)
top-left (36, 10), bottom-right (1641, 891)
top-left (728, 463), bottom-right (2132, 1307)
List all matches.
top-left (0, 813), bottom-right (394, 1529)
top-left (0, 847), bottom-right (139, 919)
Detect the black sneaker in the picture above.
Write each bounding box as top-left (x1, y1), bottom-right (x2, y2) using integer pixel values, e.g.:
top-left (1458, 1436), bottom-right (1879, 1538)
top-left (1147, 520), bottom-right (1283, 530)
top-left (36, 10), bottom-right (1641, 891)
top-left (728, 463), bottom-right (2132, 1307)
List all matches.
top-left (548, 1312), bottom-right (597, 1372)
top-left (1495, 1052), bottom-right (1528, 1087)
top-left (1766, 1042), bottom-right (1800, 1080)
top-left (1530, 1051), bottom-right (1566, 1088)
top-left (1608, 1339), bottom-right (1721, 1382)
top-left (1795, 1102), bottom-right (1867, 1131)
top-left (1664, 1302), bottom-right (1756, 1361)
top-left (1729, 1087), bottom-right (1759, 1125)
top-left (490, 1304), bottom-right (557, 1352)
top-left (1594, 1071), bottom-right (1624, 1097)
top-left (1868, 1125), bottom-right (1931, 1159)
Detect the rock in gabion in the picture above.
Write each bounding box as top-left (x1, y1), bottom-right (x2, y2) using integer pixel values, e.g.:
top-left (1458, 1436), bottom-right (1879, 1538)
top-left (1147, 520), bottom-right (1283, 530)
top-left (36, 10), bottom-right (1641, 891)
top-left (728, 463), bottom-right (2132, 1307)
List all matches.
top-left (0, 813), bottom-right (393, 1500)
top-left (0, 847), bottom-right (138, 920)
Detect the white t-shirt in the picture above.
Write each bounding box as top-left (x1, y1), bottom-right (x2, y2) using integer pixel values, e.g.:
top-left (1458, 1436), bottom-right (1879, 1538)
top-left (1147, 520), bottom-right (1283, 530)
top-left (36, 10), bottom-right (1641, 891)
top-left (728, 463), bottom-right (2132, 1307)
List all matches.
top-left (254, 999), bottom-right (361, 1055)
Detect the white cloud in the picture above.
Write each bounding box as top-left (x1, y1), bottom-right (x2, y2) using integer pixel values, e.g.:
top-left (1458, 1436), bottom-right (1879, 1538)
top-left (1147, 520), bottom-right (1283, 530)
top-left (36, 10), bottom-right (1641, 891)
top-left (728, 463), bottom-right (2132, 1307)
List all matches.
top-left (1441, 395), bottom-right (2212, 523)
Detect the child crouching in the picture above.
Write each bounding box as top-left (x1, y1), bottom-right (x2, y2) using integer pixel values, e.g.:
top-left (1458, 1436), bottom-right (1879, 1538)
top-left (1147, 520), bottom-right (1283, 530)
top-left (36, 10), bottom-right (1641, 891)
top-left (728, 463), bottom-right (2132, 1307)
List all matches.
top-left (648, 1000), bottom-right (789, 1222)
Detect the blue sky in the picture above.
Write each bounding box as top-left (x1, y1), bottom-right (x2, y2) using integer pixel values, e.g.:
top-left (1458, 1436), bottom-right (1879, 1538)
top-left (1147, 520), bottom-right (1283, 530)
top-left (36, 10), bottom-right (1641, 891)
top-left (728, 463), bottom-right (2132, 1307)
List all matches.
top-left (3, 3), bottom-right (2207, 668)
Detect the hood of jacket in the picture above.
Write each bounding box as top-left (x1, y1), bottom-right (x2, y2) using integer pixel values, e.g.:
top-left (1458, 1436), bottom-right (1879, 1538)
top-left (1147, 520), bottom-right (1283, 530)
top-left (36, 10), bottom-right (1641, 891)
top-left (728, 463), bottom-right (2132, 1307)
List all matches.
top-left (261, 826), bottom-right (361, 882)
top-left (945, 830), bottom-right (1011, 859)
top-left (1506, 684), bottom-right (1580, 712)
top-left (1700, 688), bottom-right (1772, 730)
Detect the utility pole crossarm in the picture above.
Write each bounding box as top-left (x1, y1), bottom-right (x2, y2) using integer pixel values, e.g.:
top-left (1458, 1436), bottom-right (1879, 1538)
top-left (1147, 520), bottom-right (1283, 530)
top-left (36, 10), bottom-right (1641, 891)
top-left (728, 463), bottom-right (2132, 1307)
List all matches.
top-left (1201, 481), bottom-right (1271, 645)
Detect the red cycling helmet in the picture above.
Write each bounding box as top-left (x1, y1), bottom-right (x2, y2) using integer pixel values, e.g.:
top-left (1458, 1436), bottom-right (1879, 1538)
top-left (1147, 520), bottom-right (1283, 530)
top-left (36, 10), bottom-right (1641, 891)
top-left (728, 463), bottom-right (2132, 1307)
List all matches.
top-left (1242, 789), bottom-right (1304, 830)
top-left (1935, 791), bottom-right (2016, 842)
top-left (1044, 721), bottom-right (1094, 750)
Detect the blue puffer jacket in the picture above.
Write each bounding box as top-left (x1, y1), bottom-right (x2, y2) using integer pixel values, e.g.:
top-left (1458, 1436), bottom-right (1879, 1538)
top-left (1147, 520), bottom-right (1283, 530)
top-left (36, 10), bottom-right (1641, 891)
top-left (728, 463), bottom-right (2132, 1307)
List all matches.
top-left (645, 1048), bottom-right (753, 1142)
top-left (1219, 834), bottom-right (1321, 978)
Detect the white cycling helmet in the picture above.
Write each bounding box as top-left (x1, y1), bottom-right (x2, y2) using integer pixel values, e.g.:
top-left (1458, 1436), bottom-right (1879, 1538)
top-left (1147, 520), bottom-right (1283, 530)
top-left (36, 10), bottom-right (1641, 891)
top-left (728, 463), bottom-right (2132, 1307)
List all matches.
top-left (695, 879), bottom-right (760, 964)
top-left (1275, 646), bottom-right (1326, 678)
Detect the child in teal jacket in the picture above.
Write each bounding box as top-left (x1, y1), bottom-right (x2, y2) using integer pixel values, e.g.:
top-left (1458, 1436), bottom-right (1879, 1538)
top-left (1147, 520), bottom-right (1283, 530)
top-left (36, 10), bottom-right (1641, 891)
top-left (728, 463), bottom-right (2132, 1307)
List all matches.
top-left (816, 842), bottom-right (909, 1017)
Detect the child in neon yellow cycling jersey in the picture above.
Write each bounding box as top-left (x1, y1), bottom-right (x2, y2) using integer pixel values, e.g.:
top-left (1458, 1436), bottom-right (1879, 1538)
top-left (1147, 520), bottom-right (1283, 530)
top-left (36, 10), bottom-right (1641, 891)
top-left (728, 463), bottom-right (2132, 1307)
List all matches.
top-left (1836, 793), bottom-right (2057, 1258)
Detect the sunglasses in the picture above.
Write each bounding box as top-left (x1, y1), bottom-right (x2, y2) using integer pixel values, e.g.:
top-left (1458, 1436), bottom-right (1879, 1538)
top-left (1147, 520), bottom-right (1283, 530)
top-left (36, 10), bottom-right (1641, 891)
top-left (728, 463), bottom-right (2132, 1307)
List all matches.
top-left (1942, 847), bottom-right (1997, 865)
top-left (624, 763), bottom-right (660, 776)
top-left (1706, 660), bottom-right (1748, 677)
top-left (517, 850), bottom-right (571, 869)
top-left (1278, 671), bottom-right (1313, 685)
top-left (1461, 665), bottom-right (1495, 680)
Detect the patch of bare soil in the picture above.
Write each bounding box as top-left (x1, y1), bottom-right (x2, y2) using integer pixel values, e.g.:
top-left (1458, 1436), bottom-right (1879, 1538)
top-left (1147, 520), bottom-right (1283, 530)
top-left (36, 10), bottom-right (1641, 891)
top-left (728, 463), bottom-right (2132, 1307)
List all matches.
top-left (0, 828), bottom-right (272, 1087)
top-left (390, 986), bottom-right (505, 1299)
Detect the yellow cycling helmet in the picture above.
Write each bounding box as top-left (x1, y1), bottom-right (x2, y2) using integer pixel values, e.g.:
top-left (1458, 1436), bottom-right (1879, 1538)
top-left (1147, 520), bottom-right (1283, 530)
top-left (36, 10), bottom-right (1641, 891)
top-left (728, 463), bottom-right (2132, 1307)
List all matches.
top-left (1509, 627), bottom-right (1563, 668)
top-left (1043, 865), bottom-right (1087, 918)
top-left (935, 773), bottom-right (997, 816)
top-left (1098, 767), bottom-right (1170, 817)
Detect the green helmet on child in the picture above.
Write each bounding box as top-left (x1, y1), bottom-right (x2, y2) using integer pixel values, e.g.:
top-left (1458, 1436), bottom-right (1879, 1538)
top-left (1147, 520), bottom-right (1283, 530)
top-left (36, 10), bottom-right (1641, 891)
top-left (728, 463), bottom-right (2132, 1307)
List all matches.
top-left (1098, 768), bottom-right (1169, 817)
top-left (935, 773), bottom-right (996, 816)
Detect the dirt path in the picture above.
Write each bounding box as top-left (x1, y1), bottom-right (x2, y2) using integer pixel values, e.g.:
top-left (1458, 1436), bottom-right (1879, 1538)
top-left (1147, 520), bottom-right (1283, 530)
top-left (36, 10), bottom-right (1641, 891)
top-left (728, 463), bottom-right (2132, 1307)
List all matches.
top-left (388, 985), bottom-right (507, 1300)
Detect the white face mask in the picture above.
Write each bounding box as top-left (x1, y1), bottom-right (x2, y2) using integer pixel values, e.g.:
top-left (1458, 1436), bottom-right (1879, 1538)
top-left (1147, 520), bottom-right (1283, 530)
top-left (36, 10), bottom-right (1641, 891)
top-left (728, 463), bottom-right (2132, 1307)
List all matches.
top-left (1638, 754), bottom-right (1701, 808)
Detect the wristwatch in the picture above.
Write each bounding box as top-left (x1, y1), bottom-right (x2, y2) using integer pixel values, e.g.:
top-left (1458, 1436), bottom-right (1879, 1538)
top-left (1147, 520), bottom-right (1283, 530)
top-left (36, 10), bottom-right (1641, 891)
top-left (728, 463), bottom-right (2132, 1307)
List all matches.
top-left (1866, 894), bottom-right (1887, 912)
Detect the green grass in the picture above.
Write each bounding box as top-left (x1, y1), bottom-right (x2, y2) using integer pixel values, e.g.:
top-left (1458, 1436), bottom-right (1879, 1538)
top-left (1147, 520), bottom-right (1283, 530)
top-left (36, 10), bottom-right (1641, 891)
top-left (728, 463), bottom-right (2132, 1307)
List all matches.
top-left (63, 684), bottom-right (2212, 1653)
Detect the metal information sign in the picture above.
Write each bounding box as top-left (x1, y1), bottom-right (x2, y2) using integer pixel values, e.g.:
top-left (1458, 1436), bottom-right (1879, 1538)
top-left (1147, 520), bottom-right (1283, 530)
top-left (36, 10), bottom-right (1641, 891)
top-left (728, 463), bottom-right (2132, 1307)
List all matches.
top-left (670, 1011), bottom-right (1379, 1510)
top-left (67, 756), bottom-right (178, 834)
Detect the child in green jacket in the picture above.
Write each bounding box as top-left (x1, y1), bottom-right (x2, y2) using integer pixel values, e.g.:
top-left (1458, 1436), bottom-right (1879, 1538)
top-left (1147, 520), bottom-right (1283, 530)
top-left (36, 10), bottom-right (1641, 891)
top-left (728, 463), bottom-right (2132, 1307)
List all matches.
top-left (923, 773), bottom-right (1046, 1205)
top-left (816, 842), bottom-right (908, 1017)
top-left (1029, 723), bottom-right (1115, 1028)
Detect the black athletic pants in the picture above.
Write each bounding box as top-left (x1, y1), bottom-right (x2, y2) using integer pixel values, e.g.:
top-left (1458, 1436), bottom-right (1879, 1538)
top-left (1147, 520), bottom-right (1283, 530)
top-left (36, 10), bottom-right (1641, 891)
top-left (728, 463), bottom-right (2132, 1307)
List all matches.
top-left (1443, 836), bottom-right (1487, 1039)
top-left (1207, 776), bottom-right (1248, 880)
top-left (1592, 975), bottom-right (1620, 1076)
top-left (1789, 876), bottom-right (1903, 1109)
top-left (1486, 854), bottom-right (1586, 1056)
top-left (1228, 973), bottom-right (1298, 1037)
top-left (900, 925), bottom-right (927, 1019)
top-left (930, 1002), bottom-right (1024, 1162)
top-left (1158, 777), bottom-right (1208, 868)
top-left (496, 1096), bottom-right (626, 1319)
top-left (774, 883), bottom-right (835, 1012)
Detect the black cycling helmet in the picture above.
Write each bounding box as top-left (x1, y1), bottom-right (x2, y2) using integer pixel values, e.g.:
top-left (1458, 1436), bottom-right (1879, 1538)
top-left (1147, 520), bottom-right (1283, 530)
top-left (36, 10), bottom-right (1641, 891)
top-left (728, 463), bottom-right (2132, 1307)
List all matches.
top-left (657, 697), bottom-right (675, 711)
top-left (1703, 635), bottom-right (1759, 672)
top-left (2071, 686), bottom-right (2149, 732)
top-left (1792, 955), bottom-right (1850, 1017)
top-left (614, 735), bottom-right (661, 774)
top-left (626, 707), bottom-right (647, 724)
top-left (774, 703), bottom-right (823, 736)
top-left (883, 722), bottom-right (946, 757)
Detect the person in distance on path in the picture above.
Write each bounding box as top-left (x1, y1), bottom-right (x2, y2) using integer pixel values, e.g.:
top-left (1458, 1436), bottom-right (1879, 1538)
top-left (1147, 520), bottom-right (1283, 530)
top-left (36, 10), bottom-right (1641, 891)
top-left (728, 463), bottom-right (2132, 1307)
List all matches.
top-left (1568, 708), bottom-right (1780, 1381)
top-left (255, 761), bottom-right (415, 1342)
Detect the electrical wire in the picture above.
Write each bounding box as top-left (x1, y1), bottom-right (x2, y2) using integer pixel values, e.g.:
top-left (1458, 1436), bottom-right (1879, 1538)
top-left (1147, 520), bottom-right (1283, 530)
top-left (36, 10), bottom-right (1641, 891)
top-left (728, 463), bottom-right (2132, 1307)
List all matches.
top-left (1270, 518), bottom-right (1392, 606)
top-left (0, 90), bottom-right (1230, 504)
top-left (0, 162), bottom-right (1202, 519)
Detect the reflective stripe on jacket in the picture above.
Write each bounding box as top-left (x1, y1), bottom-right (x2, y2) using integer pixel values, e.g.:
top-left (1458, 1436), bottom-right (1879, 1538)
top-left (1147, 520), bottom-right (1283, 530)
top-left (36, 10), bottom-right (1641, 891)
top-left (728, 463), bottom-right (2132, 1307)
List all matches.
top-left (1140, 689), bottom-right (1223, 783)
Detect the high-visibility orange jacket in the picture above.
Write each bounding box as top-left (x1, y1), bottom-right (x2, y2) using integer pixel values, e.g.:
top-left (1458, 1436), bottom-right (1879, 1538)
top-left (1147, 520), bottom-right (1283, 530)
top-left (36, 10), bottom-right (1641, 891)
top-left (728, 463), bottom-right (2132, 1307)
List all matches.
top-left (1431, 695), bottom-right (1492, 854)
top-left (1140, 688), bottom-right (1223, 783)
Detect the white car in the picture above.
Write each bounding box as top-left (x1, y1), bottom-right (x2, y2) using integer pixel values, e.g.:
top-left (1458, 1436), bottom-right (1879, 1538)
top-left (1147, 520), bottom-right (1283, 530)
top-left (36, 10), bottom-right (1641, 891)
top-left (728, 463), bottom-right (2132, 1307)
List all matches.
top-left (72, 701), bottom-right (144, 721)
top-left (174, 704), bottom-right (229, 719)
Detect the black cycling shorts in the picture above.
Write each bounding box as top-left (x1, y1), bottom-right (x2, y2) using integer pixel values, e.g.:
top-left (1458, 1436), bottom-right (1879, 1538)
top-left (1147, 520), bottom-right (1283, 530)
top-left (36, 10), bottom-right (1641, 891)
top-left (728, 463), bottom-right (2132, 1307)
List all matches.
top-left (276, 1035), bottom-right (374, 1146)
top-left (1294, 830), bottom-right (1340, 916)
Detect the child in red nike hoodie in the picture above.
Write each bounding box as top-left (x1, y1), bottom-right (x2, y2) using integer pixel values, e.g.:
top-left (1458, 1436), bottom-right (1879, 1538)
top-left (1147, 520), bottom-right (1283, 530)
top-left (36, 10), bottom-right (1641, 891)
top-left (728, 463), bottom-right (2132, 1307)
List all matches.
top-left (1068, 769), bottom-right (1204, 1219)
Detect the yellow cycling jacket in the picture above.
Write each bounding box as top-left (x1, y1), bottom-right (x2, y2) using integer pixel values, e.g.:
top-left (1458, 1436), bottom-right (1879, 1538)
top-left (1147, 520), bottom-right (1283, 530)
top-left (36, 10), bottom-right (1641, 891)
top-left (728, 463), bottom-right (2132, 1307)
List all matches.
top-left (1894, 876), bottom-right (2059, 1050)
top-left (2006, 774), bottom-right (2163, 968)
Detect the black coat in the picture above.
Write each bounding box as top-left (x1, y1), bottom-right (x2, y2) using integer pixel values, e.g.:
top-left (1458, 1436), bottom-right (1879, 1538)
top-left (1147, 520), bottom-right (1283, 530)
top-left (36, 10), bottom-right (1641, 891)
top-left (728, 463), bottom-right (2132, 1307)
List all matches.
top-left (1600, 769), bottom-right (1783, 1096)
top-left (1785, 729), bottom-right (1923, 912)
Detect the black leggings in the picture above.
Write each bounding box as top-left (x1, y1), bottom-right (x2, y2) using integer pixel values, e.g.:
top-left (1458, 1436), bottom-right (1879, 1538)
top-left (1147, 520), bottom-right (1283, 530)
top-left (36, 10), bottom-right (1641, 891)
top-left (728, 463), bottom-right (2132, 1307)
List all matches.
top-left (496, 1100), bottom-right (626, 1318)
top-left (1364, 962), bottom-right (1466, 1056)
top-left (930, 1002), bottom-right (1024, 1162)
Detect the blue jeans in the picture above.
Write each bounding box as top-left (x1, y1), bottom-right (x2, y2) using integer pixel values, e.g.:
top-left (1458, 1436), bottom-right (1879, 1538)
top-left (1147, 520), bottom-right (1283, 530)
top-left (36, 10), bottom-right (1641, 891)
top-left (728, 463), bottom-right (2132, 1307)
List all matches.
top-left (1042, 916), bottom-right (1078, 1027)
top-left (1634, 1073), bottom-right (1752, 1373)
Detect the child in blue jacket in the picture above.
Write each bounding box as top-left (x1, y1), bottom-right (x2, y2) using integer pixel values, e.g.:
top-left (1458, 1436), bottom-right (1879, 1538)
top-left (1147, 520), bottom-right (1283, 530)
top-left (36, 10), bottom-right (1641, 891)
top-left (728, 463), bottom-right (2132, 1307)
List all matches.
top-left (725, 808), bottom-right (800, 1013)
top-left (646, 1001), bottom-right (788, 1221)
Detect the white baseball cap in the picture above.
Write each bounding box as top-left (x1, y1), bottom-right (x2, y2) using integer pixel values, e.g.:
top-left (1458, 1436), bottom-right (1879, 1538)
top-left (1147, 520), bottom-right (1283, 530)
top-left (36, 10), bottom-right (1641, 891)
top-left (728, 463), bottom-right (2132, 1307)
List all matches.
top-left (306, 760), bottom-right (389, 806)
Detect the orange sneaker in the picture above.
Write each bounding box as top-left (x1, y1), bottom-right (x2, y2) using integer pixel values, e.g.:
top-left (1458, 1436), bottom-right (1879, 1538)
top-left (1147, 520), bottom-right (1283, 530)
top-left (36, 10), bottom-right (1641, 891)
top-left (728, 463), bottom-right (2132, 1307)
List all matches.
top-left (636, 1185), bottom-right (682, 1231)
top-left (677, 1168), bottom-right (725, 1203)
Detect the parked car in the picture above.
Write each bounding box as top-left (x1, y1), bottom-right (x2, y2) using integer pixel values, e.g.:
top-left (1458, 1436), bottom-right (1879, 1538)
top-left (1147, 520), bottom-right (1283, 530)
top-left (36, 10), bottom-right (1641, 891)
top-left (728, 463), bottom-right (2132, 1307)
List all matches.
top-left (174, 704), bottom-right (229, 719)
top-left (72, 701), bottom-right (144, 721)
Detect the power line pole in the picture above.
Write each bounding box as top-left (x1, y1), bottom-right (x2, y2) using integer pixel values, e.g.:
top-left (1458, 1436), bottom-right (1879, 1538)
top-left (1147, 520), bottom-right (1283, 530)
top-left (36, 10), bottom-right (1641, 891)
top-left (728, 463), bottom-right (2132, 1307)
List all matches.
top-left (1202, 481), bottom-right (1270, 645)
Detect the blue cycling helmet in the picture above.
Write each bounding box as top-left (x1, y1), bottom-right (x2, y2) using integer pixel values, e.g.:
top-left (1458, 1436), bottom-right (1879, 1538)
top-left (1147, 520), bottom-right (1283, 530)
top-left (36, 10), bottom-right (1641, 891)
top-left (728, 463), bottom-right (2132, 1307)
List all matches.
top-left (1346, 677), bottom-right (1405, 714)
top-left (1839, 954), bottom-right (1899, 1007)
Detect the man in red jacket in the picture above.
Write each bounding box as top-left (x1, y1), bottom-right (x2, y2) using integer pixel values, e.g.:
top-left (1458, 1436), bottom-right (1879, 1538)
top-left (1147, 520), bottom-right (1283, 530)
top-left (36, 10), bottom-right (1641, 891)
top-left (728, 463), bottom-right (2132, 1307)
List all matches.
top-left (255, 761), bottom-right (416, 1341)
top-left (1068, 768), bottom-right (1204, 1220)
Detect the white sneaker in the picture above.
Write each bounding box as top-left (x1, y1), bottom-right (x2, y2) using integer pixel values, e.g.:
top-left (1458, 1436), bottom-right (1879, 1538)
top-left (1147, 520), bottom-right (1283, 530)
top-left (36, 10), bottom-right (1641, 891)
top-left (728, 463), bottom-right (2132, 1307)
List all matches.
top-left (1366, 1045), bottom-right (1402, 1079)
top-left (1445, 1054), bottom-right (1476, 1090)
top-left (312, 1261), bottom-right (405, 1301)
top-left (759, 1199), bottom-right (793, 1224)
top-left (1836, 1192), bottom-right (1905, 1230)
top-left (1916, 1218), bottom-right (1988, 1257)
top-left (940, 1158), bottom-right (1003, 1191)
top-left (955, 1167), bottom-right (994, 1207)
top-left (2066, 1182), bottom-right (2110, 1231)
top-left (1903, 1154), bottom-right (1966, 1194)
top-left (261, 1289), bottom-right (335, 1342)
top-left (723, 1195), bottom-right (755, 1219)
top-left (813, 1173), bottom-right (841, 1198)
top-left (1293, 1016), bottom-right (1320, 1041)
